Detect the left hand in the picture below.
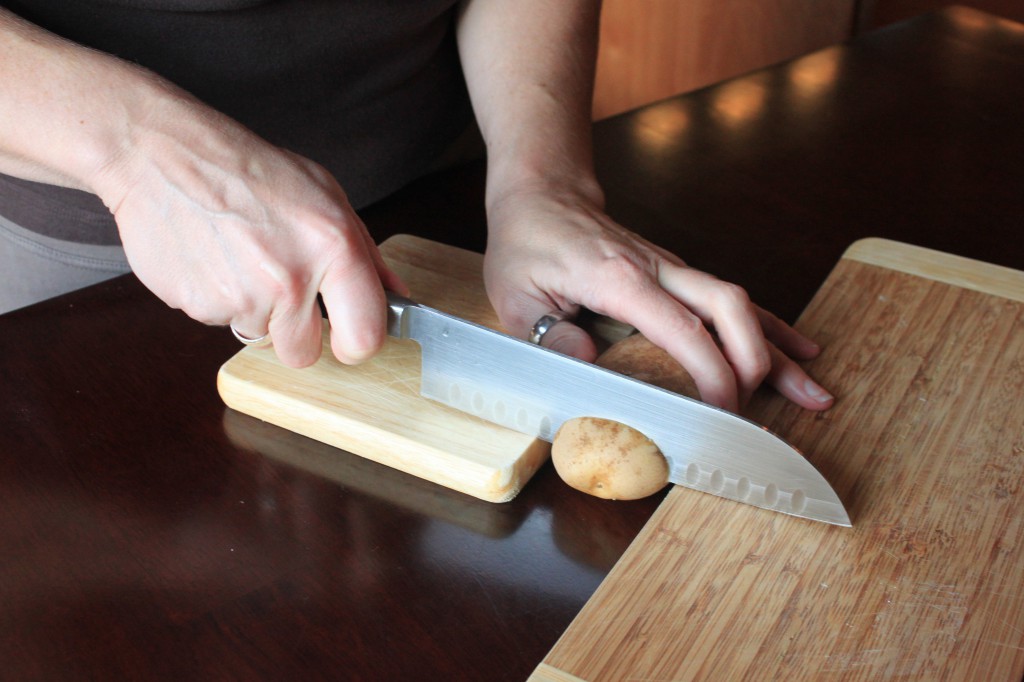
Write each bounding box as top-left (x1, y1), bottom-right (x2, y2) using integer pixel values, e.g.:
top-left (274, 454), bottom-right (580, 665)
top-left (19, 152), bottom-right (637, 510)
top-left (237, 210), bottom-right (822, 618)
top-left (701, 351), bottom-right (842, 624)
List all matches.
top-left (482, 183), bottom-right (834, 414)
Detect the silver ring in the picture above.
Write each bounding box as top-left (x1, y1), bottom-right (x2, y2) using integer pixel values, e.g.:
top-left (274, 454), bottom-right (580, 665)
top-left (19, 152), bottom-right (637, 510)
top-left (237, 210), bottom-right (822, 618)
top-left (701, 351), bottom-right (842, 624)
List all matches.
top-left (528, 311), bottom-right (571, 345)
top-left (231, 324), bottom-right (272, 347)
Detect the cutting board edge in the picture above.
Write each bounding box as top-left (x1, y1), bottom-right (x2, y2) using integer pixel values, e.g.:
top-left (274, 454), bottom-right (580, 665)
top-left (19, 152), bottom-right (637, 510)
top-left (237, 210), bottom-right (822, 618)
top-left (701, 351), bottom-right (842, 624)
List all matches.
top-left (527, 662), bottom-right (590, 682)
top-left (844, 237), bottom-right (1024, 301)
top-left (216, 359), bottom-right (543, 503)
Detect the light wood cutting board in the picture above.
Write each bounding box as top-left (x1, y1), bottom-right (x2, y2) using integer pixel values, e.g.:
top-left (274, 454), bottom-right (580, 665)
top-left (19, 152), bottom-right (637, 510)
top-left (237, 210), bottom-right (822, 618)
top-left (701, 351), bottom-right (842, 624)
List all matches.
top-left (531, 239), bottom-right (1024, 681)
top-left (217, 234), bottom-right (551, 503)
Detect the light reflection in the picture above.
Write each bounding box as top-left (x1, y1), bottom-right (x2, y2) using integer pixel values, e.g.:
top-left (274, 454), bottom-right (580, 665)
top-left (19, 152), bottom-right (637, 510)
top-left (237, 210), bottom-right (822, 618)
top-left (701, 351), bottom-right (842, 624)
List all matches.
top-left (711, 79), bottom-right (767, 127)
top-left (631, 100), bottom-right (691, 150)
top-left (949, 7), bottom-right (1024, 34)
top-left (786, 49), bottom-right (843, 104)
top-left (935, 8), bottom-right (1024, 76)
top-left (222, 409), bottom-right (528, 539)
top-left (1001, 18), bottom-right (1024, 35)
top-left (420, 505), bottom-right (607, 600)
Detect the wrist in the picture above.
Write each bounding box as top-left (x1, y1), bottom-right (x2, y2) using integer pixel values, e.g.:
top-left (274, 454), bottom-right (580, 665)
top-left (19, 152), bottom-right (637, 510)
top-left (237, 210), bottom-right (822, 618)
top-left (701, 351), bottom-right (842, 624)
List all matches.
top-left (84, 70), bottom-right (184, 206)
top-left (88, 71), bottom-right (239, 218)
top-left (484, 149), bottom-right (605, 217)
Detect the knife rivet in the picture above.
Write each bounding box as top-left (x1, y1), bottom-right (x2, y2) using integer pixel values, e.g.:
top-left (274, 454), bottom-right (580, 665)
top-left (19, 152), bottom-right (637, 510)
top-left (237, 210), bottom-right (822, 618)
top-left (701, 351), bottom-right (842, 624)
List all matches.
top-left (764, 483), bottom-right (779, 507)
top-left (685, 462), bottom-right (700, 485)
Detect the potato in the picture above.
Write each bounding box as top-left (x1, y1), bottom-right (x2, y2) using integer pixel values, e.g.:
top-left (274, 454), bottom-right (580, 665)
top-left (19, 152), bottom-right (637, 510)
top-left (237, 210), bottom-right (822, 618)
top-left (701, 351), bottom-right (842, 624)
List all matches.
top-left (551, 417), bottom-right (668, 500)
top-left (551, 334), bottom-right (699, 500)
top-left (593, 333), bottom-right (700, 398)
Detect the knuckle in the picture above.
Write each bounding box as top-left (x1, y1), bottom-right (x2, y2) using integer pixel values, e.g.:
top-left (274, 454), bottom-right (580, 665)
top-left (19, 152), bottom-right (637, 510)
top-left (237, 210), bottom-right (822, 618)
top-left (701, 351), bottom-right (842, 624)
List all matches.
top-left (179, 293), bottom-right (222, 325)
top-left (589, 255), bottom-right (657, 315)
top-left (240, 249), bottom-right (315, 312)
top-left (716, 281), bottom-right (753, 310)
top-left (305, 217), bottom-right (348, 251)
top-left (298, 194), bottom-right (358, 235)
top-left (270, 270), bottom-right (312, 309)
top-left (681, 315), bottom-right (708, 340)
top-left (744, 348), bottom-right (773, 383)
top-left (666, 309), bottom-right (707, 339)
top-left (310, 221), bottom-right (365, 269)
top-left (596, 253), bottom-right (649, 284)
top-left (172, 279), bottom-right (221, 323)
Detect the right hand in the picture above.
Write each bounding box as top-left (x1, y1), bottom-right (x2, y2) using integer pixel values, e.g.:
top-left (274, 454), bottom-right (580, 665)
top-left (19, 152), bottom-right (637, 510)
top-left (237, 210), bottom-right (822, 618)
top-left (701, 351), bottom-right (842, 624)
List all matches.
top-left (93, 93), bottom-right (405, 368)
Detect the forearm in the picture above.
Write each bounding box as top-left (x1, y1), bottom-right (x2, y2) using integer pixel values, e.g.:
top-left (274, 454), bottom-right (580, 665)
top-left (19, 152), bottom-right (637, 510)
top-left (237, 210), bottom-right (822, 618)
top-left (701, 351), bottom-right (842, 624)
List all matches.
top-left (455, 0), bottom-right (604, 210)
top-left (0, 9), bottom-right (182, 196)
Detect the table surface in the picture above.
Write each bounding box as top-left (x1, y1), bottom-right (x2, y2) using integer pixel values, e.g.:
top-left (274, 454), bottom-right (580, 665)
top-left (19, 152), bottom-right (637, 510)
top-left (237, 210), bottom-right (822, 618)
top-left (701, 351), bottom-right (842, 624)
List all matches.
top-left (2, 7), bottom-right (1022, 681)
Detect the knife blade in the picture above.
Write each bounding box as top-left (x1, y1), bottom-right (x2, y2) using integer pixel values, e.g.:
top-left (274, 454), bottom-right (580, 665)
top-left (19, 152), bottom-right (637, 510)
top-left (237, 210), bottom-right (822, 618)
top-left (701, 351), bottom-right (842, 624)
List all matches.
top-left (386, 292), bottom-right (850, 526)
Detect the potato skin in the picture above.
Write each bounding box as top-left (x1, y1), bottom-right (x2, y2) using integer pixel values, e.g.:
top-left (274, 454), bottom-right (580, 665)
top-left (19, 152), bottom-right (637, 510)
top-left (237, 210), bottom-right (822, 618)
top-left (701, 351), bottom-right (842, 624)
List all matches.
top-left (594, 333), bottom-right (699, 399)
top-left (552, 417), bottom-right (669, 500)
top-left (551, 335), bottom-right (698, 500)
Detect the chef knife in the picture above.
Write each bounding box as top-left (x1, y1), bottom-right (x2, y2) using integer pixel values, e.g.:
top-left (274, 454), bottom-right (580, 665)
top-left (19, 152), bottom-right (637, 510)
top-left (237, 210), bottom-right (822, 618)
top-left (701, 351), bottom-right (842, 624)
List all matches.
top-left (386, 292), bottom-right (850, 526)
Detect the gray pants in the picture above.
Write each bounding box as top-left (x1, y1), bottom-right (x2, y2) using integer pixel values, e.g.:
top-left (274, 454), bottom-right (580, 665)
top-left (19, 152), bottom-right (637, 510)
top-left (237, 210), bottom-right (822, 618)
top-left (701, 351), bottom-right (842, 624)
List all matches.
top-left (0, 213), bottom-right (131, 315)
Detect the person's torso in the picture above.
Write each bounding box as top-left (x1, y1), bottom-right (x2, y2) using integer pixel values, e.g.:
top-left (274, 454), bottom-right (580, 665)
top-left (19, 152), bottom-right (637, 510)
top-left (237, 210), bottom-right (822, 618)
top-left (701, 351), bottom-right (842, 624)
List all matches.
top-left (0, 0), bottom-right (472, 244)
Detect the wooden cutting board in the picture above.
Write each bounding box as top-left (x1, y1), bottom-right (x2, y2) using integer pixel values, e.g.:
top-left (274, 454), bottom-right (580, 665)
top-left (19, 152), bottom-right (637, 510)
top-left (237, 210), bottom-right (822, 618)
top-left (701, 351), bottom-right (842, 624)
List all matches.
top-left (217, 234), bottom-right (551, 503)
top-left (531, 239), bottom-right (1024, 681)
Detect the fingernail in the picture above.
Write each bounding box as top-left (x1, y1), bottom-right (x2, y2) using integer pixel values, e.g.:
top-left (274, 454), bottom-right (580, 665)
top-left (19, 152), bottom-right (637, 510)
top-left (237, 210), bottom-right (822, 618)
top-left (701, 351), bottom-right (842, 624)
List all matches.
top-left (804, 379), bottom-right (834, 403)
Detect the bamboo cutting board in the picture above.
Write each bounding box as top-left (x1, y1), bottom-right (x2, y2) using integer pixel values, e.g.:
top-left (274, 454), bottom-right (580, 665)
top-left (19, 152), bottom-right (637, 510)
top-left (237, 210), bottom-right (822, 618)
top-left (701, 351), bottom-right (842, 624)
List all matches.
top-left (217, 234), bottom-right (551, 502)
top-left (531, 239), bottom-right (1024, 681)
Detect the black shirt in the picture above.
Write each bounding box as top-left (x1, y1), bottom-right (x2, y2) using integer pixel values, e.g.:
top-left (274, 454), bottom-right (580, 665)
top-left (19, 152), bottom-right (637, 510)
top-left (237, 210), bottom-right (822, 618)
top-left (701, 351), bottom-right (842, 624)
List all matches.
top-left (0, 0), bottom-right (474, 244)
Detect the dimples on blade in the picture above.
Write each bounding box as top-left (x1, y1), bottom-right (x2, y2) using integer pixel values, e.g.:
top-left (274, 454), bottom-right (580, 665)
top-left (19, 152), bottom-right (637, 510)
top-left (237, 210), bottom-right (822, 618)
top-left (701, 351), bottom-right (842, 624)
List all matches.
top-left (389, 296), bottom-right (850, 526)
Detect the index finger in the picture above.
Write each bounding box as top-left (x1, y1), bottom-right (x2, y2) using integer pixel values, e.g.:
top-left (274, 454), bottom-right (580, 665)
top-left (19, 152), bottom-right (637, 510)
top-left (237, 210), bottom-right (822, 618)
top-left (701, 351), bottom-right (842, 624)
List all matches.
top-left (319, 233), bottom-right (390, 365)
top-left (658, 264), bottom-right (772, 408)
top-left (595, 275), bottom-right (740, 411)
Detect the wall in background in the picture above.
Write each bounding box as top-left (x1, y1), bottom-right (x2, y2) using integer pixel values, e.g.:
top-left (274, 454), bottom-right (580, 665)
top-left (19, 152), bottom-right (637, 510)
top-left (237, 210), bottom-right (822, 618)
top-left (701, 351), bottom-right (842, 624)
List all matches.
top-left (592, 0), bottom-right (856, 120)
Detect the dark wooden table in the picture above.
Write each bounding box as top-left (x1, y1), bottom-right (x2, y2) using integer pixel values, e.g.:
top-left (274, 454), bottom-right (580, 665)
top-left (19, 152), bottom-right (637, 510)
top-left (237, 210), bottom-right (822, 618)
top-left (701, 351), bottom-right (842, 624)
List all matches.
top-left (2, 7), bottom-right (1022, 681)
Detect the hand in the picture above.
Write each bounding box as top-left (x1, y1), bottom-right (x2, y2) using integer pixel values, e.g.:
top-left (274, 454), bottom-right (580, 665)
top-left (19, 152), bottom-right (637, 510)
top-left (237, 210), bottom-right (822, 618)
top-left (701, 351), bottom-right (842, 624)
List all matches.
top-left (94, 95), bottom-right (405, 368)
top-left (482, 184), bottom-right (834, 413)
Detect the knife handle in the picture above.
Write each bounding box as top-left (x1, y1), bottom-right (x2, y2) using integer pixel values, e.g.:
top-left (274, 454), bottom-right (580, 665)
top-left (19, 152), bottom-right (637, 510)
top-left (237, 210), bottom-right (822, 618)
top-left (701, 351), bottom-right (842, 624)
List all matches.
top-left (385, 290), bottom-right (417, 339)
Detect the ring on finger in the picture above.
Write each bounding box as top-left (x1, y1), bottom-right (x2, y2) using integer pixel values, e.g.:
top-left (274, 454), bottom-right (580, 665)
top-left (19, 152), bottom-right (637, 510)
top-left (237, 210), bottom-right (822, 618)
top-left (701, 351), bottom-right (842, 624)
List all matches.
top-left (231, 324), bottom-right (272, 347)
top-left (528, 311), bottom-right (572, 346)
